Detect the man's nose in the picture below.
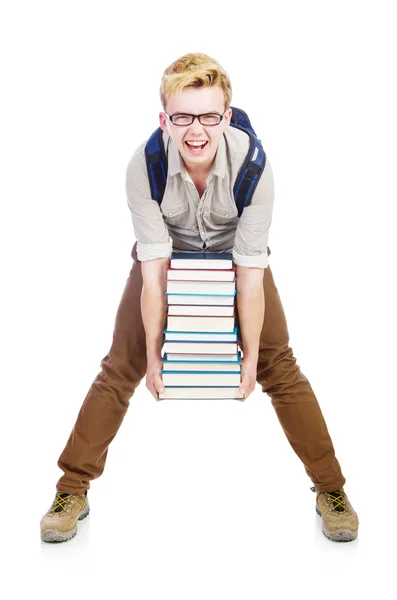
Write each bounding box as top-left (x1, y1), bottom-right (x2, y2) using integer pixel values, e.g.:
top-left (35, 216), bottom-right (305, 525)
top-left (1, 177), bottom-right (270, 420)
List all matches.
top-left (189, 116), bottom-right (205, 133)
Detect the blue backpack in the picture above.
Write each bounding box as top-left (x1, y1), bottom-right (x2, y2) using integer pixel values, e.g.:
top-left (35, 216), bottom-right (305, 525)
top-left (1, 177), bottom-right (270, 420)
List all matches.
top-left (144, 107), bottom-right (266, 217)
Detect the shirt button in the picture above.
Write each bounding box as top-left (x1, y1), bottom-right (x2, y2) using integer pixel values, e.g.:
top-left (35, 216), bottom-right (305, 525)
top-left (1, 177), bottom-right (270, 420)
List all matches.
top-left (224, 214), bottom-right (230, 217)
top-left (168, 212), bottom-right (173, 216)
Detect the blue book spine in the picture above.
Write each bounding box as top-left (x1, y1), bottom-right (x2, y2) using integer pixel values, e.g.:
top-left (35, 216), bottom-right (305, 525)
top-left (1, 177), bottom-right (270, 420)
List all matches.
top-left (164, 326), bottom-right (238, 335)
top-left (163, 352), bottom-right (242, 364)
top-left (163, 368), bottom-right (241, 373)
top-left (166, 290), bottom-right (236, 297)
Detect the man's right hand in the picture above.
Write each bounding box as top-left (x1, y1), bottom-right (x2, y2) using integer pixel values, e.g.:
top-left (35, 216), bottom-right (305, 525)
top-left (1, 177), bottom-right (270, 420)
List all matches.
top-left (145, 358), bottom-right (165, 401)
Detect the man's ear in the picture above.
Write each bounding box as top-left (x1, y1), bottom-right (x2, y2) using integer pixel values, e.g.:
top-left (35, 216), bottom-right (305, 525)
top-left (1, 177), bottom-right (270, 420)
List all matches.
top-left (159, 112), bottom-right (170, 134)
top-left (223, 107), bottom-right (233, 128)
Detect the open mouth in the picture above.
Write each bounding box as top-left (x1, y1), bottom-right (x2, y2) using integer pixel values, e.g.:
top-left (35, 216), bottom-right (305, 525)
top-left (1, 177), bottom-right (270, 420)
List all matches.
top-left (185, 141), bottom-right (208, 155)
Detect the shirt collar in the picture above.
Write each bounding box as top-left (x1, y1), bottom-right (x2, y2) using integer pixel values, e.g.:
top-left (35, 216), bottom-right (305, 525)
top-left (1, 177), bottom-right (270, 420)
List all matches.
top-left (165, 132), bottom-right (227, 180)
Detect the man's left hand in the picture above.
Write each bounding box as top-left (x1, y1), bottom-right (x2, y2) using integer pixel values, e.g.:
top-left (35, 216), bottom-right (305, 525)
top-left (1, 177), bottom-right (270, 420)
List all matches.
top-left (239, 358), bottom-right (258, 401)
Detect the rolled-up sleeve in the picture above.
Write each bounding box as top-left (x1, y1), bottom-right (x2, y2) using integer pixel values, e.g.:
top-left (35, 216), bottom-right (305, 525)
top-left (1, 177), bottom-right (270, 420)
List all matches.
top-left (126, 143), bottom-right (173, 261)
top-left (232, 157), bottom-right (274, 268)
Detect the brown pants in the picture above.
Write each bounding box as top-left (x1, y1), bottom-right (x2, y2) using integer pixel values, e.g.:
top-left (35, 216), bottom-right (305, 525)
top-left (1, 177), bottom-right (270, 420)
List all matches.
top-left (57, 244), bottom-right (345, 495)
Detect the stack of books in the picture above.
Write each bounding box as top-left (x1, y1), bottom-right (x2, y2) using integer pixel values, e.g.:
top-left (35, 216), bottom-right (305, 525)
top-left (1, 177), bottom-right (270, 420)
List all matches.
top-left (159, 252), bottom-right (243, 400)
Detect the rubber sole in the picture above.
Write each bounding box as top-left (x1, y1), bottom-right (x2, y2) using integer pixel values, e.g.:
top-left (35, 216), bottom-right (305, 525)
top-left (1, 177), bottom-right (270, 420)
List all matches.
top-left (316, 505), bottom-right (358, 542)
top-left (41, 503), bottom-right (90, 543)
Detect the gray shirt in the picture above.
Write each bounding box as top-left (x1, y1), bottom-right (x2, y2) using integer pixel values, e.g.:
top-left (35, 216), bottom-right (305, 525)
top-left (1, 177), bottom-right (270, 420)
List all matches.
top-left (126, 125), bottom-right (274, 268)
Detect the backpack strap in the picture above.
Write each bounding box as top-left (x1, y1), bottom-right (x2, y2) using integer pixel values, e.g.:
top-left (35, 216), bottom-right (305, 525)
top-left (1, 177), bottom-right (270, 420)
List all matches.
top-left (230, 108), bottom-right (266, 217)
top-left (144, 127), bottom-right (167, 202)
top-left (230, 106), bottom-right (258, 136)
top-left (145, 106), bottom-right (266, 216)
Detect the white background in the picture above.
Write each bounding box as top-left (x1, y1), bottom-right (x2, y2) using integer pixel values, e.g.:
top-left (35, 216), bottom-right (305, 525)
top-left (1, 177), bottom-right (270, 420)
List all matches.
top-left (1, 0), bottom-right (396, 598)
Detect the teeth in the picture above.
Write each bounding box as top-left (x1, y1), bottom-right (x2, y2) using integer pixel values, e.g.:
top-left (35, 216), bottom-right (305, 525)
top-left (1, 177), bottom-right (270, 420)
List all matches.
top-left (187, 141), bottom-right (207, 146)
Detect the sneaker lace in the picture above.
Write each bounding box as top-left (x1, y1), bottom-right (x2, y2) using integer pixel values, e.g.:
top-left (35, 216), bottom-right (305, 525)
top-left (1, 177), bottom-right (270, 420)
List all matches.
top-left (51, 492), bottom-right (71, 513)
top-left (326, 490), bottom-right (348, 513)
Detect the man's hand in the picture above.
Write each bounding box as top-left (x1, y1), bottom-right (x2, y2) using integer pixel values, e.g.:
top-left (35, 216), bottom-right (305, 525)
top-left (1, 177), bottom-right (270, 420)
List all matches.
top-left (146, 358), bottom-right (165, 401)
top-left (239, 357), bottom-right (258, 401)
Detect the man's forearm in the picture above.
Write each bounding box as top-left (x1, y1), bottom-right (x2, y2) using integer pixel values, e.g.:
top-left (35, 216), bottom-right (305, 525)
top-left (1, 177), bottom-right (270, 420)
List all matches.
top-left (141, 264), bottom-right (168, 362)
top-left (141, 287), bottom-right (167, 361)
top-left (236, 266), bottom-right (265, 361)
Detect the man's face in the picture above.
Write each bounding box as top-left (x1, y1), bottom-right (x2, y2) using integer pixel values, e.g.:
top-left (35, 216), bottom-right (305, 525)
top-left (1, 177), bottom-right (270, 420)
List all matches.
top-left (159, 85), bottom-right (232, 173)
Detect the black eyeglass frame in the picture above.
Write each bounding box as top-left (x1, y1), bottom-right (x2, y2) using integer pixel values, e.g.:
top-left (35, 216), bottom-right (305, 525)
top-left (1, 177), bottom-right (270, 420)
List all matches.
top-left (165, 111), bottom-right (226, 126)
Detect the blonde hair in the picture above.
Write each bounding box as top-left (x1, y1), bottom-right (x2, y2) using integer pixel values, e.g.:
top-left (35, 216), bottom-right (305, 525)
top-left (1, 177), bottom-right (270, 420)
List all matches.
top-left (160, 53), bottom-right (232, 110)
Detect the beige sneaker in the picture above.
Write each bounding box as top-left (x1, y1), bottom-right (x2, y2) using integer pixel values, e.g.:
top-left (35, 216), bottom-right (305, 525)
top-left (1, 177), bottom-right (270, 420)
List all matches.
top-left (40, 491), bottom-right (90, 542)
top-left (312, 487), bottom-right (359, 542)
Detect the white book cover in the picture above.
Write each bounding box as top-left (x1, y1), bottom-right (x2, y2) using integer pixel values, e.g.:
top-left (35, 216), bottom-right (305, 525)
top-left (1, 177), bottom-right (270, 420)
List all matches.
top-left (167, 315), bottom-right (235, 332)
top-left (164, 352), bottom-right (240, 362)
top-left (162, 361), bottom-right (241, 372)
top-left (167, 268), bottom-right (235, 282)
top-left (170, 252), bottom-right (233, 270)
top-left (167, 304), bottom-right (235, 316)
top-left (166, 280), bottom-right (236, 295)
top-left (159, 387), bottom-right (244, 399)
top-left (162, 371), bottom-right (241, 386)
top-left (163, 342), bottom-right (238, 354)
top-left (167, 294), bottom-right (235, 306)
top-left (164, 328), bottom-right (237, 342)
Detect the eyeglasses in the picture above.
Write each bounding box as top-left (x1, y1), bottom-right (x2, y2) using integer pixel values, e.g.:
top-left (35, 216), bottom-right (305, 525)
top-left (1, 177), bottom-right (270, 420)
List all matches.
top-left (165, 112), bottom-right (225, 126)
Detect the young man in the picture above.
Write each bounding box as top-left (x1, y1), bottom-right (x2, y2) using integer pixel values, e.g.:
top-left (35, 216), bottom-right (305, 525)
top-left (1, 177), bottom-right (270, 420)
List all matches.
top-left (40, 53), bottom-right (359, 543)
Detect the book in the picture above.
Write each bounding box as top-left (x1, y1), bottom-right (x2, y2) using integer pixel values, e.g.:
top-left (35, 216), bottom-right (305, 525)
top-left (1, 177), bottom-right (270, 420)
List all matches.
top-left (168, 304), bottom-right (235, 317)
top-left (162, 371), bottom-right (241, 386)
top-left (167, 280), bottom-right (236, 295)
top-left (159, 387), bottom-right (244, 400)
top-left (166, 315), bottom-right (235, 333)
top-left (164, 327), bottom-right (238, 342)
top-left (162, 252), bottom-right (242, 400)
top-left (170, 252), bottom-right (233, 270)
top-left (167, 268), bottom-right (235, 282)
top-left (167, 294), bottom-right (235, 306)
top-left (164, 352), bottom-right (241, 362)
top-left (162, 360), bottom-right (241, 372)
top-left (163, 341), bottom-right (238, 354)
